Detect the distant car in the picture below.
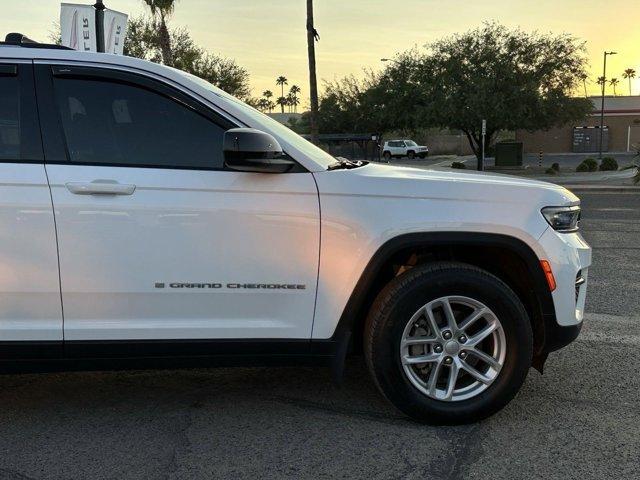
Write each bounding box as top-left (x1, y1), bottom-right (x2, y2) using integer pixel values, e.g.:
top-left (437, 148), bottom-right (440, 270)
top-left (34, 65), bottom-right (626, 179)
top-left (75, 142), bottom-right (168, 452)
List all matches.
top-left (383, 140), bottom-right (429, 160)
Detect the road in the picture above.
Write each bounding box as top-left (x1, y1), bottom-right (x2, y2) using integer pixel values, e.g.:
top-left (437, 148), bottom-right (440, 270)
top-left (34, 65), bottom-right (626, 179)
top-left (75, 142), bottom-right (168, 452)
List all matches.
top-left (0, 190), bottom-right (638, 480)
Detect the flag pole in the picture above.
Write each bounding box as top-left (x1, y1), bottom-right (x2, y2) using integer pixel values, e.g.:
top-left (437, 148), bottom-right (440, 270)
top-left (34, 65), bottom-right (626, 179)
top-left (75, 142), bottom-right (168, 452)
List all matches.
top-left (94, 0), bottom-right (105, 52)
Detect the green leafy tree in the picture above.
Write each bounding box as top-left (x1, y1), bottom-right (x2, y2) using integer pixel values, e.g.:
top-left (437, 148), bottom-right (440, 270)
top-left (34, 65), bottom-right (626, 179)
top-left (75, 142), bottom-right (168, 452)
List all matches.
top-left (409, 23), bottom-right (593, 160)
top-left (124, 17), bottom-right (251, 99)
top-left (623, 68), bottom-right (636, 95)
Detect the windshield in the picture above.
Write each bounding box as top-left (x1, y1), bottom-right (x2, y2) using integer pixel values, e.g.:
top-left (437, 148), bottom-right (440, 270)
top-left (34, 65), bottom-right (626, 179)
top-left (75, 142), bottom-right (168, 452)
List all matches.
top-left (405, 140), bottom-right (417, 146)
top-left (173, 69), bottom-right (338, 169)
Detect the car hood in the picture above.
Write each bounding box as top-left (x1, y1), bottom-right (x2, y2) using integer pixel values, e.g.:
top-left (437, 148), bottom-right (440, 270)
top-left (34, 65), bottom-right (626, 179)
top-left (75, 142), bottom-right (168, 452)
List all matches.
top-left (314, 162), bottom-right (579, 208)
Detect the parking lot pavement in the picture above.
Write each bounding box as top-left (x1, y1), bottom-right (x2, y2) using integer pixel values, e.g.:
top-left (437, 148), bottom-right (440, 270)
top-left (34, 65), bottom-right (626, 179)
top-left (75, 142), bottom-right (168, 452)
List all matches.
top-left (0, 191), bottom-right (638, 480)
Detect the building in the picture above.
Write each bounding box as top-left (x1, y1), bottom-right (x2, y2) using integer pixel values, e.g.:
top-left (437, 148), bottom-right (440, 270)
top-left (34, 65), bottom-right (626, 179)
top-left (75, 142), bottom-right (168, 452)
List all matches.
top-left (516, 96), bottom-right (640, 154)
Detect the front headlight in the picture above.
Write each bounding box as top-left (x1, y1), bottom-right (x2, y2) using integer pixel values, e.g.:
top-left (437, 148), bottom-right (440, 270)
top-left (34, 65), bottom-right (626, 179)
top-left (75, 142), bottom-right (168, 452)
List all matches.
top-left (541, 206), bottom-right (581, 232)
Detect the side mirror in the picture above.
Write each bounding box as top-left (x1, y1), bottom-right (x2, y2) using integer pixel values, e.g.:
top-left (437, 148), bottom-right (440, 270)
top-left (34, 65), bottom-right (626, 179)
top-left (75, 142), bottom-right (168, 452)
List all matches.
top-left (223, 128), bottom-right (295, 173)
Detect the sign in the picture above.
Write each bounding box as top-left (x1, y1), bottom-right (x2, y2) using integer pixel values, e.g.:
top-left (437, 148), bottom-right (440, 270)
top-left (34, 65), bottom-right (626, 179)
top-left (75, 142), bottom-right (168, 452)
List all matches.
top-left (103, 9), bottom-right (128, 55)
top-left (60, 3), bottom-right (128, 54)
top-left (60, 3), bottom-right (96, 52)
top-left (482, 119), bottom-right (487, 136)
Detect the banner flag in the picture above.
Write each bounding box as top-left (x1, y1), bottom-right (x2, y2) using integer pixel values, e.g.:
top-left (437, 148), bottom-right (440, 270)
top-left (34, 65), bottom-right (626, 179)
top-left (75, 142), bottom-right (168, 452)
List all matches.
top-left (60, 3), bottom-right (128, 54)
top-left (103, 9), bottom-right (128, 55)
top-left (60, 3), bottom-right (96, 52)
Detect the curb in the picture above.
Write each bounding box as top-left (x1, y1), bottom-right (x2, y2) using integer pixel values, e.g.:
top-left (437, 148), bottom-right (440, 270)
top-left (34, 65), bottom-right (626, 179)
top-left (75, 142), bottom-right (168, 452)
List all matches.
top-left (561, 185), bottom-right (640, 193)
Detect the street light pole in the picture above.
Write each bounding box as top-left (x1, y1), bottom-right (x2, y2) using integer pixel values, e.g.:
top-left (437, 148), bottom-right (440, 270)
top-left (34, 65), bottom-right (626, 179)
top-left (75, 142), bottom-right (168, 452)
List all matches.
top-left (94, 0), bottom-right (105, 53)
top-left (599, 51), bottom-right (617, 159)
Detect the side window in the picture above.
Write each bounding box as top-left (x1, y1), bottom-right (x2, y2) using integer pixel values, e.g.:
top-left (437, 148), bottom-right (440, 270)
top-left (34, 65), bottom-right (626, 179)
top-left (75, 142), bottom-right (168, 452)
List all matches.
top-left (53, 77), bottom-right (227, 169)
top-left (0, 64), bottom-right (42, 162)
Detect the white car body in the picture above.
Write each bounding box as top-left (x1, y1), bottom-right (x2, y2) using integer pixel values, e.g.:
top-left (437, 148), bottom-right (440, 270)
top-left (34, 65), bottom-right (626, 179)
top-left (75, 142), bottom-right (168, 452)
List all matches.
top-left (0, 44), bottom-right (590, 382)
top-left (383, 139), bottom-right (429, 159)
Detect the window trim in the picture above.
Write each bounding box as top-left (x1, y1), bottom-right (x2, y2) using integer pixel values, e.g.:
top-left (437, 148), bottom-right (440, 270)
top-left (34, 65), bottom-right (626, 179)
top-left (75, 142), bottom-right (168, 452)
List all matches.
top-left (34, 63), bottom-right (307, 173)
top-left (0, 62), bottom-right (44, 163)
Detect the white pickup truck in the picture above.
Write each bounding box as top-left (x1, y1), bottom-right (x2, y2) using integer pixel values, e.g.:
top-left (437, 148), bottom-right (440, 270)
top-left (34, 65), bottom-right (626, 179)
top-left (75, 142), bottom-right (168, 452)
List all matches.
top-left (0, 35), bottom-right (591, 424)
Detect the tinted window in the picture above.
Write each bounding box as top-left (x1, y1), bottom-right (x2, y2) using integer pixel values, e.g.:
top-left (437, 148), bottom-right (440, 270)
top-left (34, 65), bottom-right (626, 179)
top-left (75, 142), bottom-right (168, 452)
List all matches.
top-left (0, 76), bottom-right (20, 160)
top-left (53, 78), bottom-right (226, 169)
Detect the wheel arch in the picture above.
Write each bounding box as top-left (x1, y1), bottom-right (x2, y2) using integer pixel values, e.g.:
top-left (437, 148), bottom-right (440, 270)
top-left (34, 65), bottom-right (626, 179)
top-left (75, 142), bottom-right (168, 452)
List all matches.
top-left (331, 232), bottom-right (555, 370)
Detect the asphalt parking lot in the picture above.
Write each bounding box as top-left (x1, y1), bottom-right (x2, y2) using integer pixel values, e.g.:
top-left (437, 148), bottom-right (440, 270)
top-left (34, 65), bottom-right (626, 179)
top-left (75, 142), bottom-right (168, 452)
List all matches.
top-left (0, 190), bottom-right (638, 480)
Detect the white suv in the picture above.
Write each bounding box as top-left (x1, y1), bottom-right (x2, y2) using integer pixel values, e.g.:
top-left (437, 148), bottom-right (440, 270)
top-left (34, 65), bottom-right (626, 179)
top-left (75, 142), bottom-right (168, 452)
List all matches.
top-left (0, 36), bottom-right (591, 424)
top-left (383, 139), bottom-right (429, 160)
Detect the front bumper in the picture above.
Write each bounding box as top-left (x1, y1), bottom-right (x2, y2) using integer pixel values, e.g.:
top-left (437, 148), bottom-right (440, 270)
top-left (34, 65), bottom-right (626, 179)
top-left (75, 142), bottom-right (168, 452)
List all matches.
top-left (538, 227), bottom-right (592, 327)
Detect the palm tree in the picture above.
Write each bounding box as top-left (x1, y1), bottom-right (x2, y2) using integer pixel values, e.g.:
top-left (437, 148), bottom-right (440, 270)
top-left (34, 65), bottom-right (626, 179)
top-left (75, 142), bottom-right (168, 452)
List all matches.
top-left (257, 98), bottom-right (270, 112)
top-left (266, 100), bottom-right (275, 113)
top-left (579, 73), bottom-right (588, 97)
top-left (289, 85), bottom-right (301, 112)
top-left (596, 76), bottom-right (606, 94)
top-left (306, 0), bottom-right (320, 144)
top-left (142, 0), bottom-right (178, 66)
top-left (610, 77), bottom-right (620, 96)
top-left (262, 90), bottom-right (274, 112)
top-left (623, 68), bottom-right (637, 95)
top-left (276, 76), bottom-right (288, 112)
top-left (276, 96), bottom-right (287, 113)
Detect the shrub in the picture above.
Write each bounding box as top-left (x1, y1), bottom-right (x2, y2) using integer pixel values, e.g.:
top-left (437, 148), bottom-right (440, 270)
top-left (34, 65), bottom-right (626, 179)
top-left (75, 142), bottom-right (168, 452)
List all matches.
top-left (451, 161), bottom-right (466, 169)
top-left (576, 157), bottom-right (598, 172)
top-left (551, 162), bottom-right (560, 172)
top-left (545, 167), bottom-right (558, 175)
top-left (599, 157), bottom-right (618, 171)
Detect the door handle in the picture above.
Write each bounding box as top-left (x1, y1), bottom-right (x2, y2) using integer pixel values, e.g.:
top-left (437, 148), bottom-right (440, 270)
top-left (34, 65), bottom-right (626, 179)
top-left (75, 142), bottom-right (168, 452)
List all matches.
top-left (65, 180), bottom-right (136, 196)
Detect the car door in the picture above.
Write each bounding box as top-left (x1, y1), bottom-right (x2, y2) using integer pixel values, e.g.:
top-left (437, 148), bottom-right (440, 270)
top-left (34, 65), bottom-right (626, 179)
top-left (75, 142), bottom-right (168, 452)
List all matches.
top-left (0, 61), bottom-right (62, 351)
top-left (35, 63), bottom-right (320, 346)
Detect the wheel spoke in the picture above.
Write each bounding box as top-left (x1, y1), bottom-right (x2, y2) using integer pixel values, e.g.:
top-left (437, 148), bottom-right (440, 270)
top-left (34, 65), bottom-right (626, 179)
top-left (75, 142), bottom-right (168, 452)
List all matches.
top-left (424, 306), bottom-right (441, 337)
top-left (443, 363), bottom-right (460, 400)
top-left (427, 360), bottom-right (444, 396)
top-left (460, 361), bottom-right (492, 384)
top-left (401, 336), bottom-right (438, 348)
top-left (458, 307), bottom-right (487, 331)
top-left (467, 321), bottom-right (499, 347)
top-left (403, 352), bottom-right (440, 365)
top-left (469, 348), bottom-right (502, 370)
top-left (441, 298), bottom-right (458, 331)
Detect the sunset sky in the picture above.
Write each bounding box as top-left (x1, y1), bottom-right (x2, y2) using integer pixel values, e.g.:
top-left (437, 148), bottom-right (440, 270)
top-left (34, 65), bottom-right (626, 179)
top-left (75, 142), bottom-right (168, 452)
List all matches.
top-left (3, 0), bottom-right (639, 104)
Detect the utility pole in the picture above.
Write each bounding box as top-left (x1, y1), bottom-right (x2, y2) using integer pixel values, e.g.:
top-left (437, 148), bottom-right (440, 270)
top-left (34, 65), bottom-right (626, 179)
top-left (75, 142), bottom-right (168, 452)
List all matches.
top-left (599, 51), bottom-right (617, 159)
top-left (306, 0), bottom-right (319, 145)
top-left (94, 0), bottom-right (105, 53)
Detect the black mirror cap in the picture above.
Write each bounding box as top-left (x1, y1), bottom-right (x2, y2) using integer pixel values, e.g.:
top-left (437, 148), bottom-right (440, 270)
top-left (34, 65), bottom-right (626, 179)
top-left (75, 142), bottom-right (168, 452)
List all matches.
top-left (224, 128), bottom-right (295, 173)
top-left (224, 128), bottom-right (282, 156)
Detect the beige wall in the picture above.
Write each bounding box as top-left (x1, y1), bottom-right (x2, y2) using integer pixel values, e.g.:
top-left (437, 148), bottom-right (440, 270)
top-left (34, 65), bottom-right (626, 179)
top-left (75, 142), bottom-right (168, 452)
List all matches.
top-left (516, 115), bottom-right (640, 153)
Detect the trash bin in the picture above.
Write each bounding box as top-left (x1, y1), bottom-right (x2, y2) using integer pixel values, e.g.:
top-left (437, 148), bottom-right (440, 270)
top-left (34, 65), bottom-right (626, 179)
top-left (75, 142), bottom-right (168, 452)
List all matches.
top-left (495, 142), bottom-right (523, 167)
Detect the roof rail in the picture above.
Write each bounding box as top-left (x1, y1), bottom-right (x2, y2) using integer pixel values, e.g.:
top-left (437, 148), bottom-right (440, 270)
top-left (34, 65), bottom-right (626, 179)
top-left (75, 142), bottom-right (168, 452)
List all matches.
top-left (1, 33), bottom-right (73, 50)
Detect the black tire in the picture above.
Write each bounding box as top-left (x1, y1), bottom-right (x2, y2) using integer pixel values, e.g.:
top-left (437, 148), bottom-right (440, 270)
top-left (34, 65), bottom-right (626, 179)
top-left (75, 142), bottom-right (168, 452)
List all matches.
top-left (407, 150), bottom-right (415, 159)
top-left (418, 154), bottom-right (426, 159)
top-left (364, 261), bottom-right (532, 425)
top-left (383, 151), bottom-right (392, 161)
